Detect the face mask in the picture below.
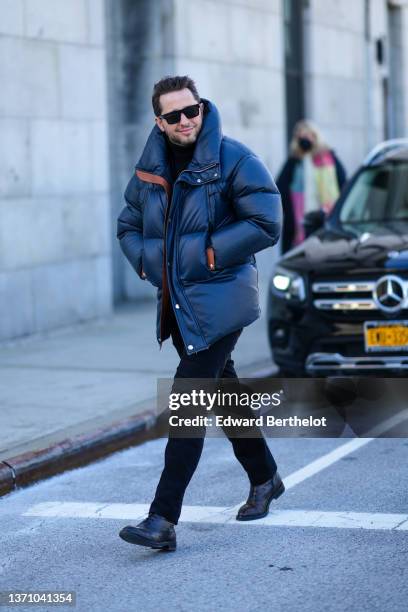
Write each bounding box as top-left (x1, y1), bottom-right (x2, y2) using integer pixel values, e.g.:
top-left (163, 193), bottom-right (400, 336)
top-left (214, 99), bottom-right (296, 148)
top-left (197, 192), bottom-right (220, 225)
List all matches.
top-left (298, 137), bottom-right (313, 152)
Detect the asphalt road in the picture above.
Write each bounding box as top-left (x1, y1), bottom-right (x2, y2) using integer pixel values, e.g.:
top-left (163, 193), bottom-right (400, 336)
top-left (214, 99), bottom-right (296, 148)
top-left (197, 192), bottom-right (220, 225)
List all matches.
top-left (1, 433), bottom-right (407, 612)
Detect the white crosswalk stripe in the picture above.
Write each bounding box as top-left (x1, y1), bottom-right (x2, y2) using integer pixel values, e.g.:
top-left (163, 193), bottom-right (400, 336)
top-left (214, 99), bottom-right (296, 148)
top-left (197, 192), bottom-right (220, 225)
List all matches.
top-left (23, 501), bottom-right (408, 531)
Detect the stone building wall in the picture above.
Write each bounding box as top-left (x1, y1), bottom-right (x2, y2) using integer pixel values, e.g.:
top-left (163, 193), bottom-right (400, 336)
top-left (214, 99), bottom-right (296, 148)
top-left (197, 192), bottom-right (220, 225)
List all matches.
top-left (0, 0), bottom-right (112, 341)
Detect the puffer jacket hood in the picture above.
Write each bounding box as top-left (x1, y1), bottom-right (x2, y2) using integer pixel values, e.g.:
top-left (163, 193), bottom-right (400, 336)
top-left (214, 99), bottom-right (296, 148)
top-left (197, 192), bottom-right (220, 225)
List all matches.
top-left (117, 99), bottom-right (282, 354)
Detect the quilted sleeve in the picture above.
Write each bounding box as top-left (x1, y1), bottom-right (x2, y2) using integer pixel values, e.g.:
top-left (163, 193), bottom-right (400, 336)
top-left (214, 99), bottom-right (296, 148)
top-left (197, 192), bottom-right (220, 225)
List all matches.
top-left (209, 154), bottom-right (282, 269)
top-left (117, 173), bottom-right (146, 280)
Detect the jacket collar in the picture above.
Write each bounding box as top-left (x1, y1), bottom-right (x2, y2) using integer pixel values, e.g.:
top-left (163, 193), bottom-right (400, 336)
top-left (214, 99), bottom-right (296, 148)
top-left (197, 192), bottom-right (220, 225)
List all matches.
top-left (136, 99), bottom-right (222, 182)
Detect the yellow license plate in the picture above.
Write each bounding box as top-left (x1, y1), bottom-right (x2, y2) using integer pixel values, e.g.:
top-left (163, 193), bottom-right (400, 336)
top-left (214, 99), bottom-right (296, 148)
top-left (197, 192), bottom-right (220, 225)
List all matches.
top-left (364, 321), bottom-right (408, 352)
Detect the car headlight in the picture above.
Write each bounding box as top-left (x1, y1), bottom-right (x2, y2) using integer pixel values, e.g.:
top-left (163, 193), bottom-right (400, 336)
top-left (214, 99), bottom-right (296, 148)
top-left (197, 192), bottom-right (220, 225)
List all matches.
top-left (271, 266), bottom-right (306, 301)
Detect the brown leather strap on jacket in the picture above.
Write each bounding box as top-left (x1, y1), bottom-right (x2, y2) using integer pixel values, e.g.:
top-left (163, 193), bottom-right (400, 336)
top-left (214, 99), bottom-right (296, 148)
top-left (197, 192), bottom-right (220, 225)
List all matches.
top-left (136, 169), bottom-right (172, 202)
top-left (206, 246), bottom-right (215, 270)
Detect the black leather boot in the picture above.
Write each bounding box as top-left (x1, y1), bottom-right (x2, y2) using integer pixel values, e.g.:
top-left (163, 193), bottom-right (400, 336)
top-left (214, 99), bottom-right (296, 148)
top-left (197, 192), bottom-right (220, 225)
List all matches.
top-left (119, 513), bottom-right (176, 551)
top-left (236, 472), bottom-right (285, 521)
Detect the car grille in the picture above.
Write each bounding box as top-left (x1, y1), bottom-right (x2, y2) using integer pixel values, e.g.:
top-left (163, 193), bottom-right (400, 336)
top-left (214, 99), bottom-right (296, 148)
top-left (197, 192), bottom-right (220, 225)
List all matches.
top-left (312, 276), bottom-right (408, 315)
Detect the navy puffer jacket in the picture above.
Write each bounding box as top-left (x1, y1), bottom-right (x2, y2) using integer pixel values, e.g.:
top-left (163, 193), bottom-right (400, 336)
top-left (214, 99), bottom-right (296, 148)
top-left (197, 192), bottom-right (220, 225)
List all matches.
top-left (117, 99), bottom-right (282, 355)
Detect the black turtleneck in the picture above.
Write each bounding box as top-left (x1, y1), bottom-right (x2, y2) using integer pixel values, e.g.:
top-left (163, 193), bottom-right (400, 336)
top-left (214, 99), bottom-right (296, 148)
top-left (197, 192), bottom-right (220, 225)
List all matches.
top-left (166, 137), bottom-right (196, 182)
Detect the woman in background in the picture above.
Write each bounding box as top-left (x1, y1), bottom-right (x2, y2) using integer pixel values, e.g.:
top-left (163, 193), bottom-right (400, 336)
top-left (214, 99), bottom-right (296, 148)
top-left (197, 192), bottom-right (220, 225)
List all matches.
top-left (277, 119), bottom-right (347, 253)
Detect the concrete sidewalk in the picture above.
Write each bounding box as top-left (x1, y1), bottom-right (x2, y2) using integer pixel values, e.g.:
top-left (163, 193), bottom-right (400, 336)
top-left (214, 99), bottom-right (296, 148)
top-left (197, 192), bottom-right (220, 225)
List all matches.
top-left (0, 300), bottom-right (275, 495)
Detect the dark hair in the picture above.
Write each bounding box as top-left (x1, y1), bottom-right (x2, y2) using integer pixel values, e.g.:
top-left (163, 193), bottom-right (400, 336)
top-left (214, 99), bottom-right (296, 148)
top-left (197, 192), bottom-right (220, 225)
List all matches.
top-left (152, 75), bottom-right (200, 116)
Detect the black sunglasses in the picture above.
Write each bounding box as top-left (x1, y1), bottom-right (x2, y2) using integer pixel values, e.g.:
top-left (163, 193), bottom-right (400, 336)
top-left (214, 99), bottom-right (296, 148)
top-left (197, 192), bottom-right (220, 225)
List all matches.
top-left (160, 103), bottom-right (201, 125)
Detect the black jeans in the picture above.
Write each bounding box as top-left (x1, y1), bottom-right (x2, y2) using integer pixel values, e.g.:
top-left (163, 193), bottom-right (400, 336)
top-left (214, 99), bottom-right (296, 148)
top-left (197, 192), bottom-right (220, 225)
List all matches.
top-left (149, 308), bottom-right (278, 524)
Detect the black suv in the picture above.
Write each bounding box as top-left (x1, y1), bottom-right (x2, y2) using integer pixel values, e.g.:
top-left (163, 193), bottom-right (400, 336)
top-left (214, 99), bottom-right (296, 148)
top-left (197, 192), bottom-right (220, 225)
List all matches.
top-left (267, 139), bottom-right (408, 376)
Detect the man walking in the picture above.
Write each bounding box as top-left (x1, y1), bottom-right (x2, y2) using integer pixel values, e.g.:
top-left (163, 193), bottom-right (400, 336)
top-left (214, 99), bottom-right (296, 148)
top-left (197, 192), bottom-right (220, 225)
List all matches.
top-left (117, 76), bottom-right (283, 551)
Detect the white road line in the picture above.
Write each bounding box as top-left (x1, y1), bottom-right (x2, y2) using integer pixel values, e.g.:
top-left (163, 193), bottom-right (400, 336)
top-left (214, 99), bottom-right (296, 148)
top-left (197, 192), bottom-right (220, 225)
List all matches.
top-left (283, 438), bottom-right (371, 490)
top-left (23, 502), bottom-right (408, 531)
top-left (284, 408), bottom-right (408, 491)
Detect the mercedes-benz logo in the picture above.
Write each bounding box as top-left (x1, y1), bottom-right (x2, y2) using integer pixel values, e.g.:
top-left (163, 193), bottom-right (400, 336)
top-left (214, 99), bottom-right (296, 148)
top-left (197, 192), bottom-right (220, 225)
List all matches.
top-left (373, 275), bottom-right (406, 313)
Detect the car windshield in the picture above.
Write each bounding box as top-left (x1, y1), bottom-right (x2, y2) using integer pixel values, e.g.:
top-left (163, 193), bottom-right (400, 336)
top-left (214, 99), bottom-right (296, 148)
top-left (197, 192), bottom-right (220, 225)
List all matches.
top-left (339, 161), bottom-right (408, 224)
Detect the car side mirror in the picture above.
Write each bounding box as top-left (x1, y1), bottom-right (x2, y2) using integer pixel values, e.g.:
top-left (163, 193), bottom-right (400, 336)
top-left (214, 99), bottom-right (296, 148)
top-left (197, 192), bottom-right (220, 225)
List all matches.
top-left (303, 210), bottom-right (325, 238)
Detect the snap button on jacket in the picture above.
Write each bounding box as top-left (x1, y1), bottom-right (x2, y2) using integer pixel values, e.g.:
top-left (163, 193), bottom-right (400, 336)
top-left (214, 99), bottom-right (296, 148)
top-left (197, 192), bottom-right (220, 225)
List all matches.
top-left (117, 99), bottom-right (282, 355)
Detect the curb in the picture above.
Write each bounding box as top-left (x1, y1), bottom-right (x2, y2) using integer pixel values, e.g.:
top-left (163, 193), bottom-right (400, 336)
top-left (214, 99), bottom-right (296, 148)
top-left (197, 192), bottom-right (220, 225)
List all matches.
top-left (0, 407), bottom-right (163, 497)
top-left (0, 463), bottom-right (14, 496)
